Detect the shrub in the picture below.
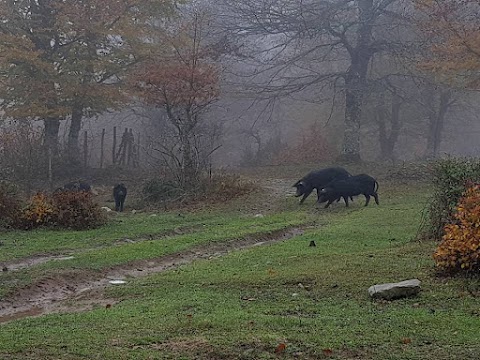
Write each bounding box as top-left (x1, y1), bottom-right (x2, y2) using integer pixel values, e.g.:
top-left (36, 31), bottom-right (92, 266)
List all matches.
top-left (21, 193), bottom-right (56, 229)
top-left (196, 173), bottom-right (257, 202)
top-left (434, 184), bottom-right (480, 274)
top-left (142, 179), bottom-right (184, 203)
top-left (142, 173), bottom-right (256, 206)
top-left (0, 181), bottom-right (22, 229)
top-left (51, 191), bottom-right (106, 230)
top-left (271, 125), bottom-right (332, 165)
top-left (421, 157), bottom-right (480, 240)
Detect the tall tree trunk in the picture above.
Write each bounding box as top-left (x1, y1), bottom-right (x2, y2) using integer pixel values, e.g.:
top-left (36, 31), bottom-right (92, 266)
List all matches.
top-left (67, 104), bottom-right (83, 161)
top-left (340, 0), bottom-right (374, 163)
top-left (181, 134), bottom-right (196, 189)
top-left (426, 90), bottom-right (452, 158)
top-left (179, 109), bottom-right (199, 189)
top-left (44, 117), bottom-right (60, 155)
top-left (342, 74), bottom-right (363, 163)
top-left (376, 93), bottom-right (402, 162)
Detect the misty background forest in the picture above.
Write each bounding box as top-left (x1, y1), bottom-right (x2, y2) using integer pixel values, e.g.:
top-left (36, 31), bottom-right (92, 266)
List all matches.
top-left (0, 0), bottom-right (478, 193)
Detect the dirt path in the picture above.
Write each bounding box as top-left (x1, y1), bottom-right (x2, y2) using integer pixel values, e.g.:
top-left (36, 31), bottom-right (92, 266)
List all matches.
top-left (0, 227), bottom-right (304, 324)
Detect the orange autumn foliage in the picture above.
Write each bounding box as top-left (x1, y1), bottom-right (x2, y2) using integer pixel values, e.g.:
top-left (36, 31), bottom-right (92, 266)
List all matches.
top-left (416, 0), bottom-right (480, 88)
top-left (22, 193), bottom-right (56, 228)
top-left (434, 184), bottom-right (480, 274)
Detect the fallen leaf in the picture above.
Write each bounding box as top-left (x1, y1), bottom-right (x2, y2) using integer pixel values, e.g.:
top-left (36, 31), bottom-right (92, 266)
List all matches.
top-left (105, 304), bottom-right (112, 309)
top-left (402, 338), bottom-right (412, 344)
top-left (322, 348), bottom-right (333, 357)
top-left (274, 343), bottom-right (286, 354)
top-left (268, 268), bottom-right (277, 276)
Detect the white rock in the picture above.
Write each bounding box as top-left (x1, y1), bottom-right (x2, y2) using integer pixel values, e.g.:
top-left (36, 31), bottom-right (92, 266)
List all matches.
top-left (109, 280), bottom-right (126, 285)
top-left (101, 206), bottom-right (112, 212)
top-left (368, 279), bottom-right (421, 300)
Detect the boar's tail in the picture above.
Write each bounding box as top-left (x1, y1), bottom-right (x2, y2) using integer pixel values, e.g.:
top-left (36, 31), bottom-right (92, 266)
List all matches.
top-left (374, 180), bottom-right (379, 193)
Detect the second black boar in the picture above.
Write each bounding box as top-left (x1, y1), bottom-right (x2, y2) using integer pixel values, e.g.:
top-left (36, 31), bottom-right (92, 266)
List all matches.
top-left (63, 181), bottom-right (92, 192)
top-left (317, 174), bottom-right (379, 208)
top-left (293, 167), bottom-right (351, 204)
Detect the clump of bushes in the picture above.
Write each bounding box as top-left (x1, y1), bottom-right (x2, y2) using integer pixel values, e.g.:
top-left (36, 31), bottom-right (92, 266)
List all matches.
top-left (271, 125), bottom-right (333, 165)
top-left (22, 192), bottom-right (56, 228)
top-left (142, 173), bottom-right (256, 206)
top-left (196, 173), bottom-right (257, 203)
top-left (434, 184), bottom-right (480, 274)
top-left (0, 182), bottom-right (22, 228)
top-left (422, 157), bottom-right (480, 240)
top-left (51, 191), bottom-right (106, 230)
top-left (0, 184), bottom-right (106, 231)
top-left (142, 179), bottom-right (184, 203)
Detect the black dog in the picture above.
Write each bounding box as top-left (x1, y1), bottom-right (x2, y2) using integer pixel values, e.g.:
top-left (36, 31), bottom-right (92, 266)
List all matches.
top-left (113, 183), bottom-right (127, 212)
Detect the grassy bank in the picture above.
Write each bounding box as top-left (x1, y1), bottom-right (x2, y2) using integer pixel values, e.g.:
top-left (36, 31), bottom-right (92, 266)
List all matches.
top-left (1, 181), bottom-right (478, 359)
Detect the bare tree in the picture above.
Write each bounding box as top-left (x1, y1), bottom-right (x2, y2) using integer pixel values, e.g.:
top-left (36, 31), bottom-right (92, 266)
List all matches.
top-left (220, 0), bottom-right (410, 162)
top-left (132, 10), bottom-right (224, 188)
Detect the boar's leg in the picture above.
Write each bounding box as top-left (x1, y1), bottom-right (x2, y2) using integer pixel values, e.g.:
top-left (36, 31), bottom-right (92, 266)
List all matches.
top-left (373, 193), bottom-right (379, 205)
top-left (299, 189), bottom-right (313, 204)
top-left (343, 196), bottom-right (349, 207)
top-left (324, 199), bottom-right (334, 208)
top-left (364, 194), bottom-right (371, 206)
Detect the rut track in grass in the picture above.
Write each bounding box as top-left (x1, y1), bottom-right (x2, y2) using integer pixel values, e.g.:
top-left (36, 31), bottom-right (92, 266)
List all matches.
top-left (0, 226), bottom-right (305, 324)
top-left (0, 223), bottom-right (207, 272)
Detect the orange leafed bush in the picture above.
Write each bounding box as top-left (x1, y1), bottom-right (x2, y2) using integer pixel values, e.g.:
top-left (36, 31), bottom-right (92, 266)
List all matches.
top-left (22, 193), bottom-right (55, 228)
top-left (20, 191), bottom-right (106, 230)
top-left (434, 184), bottom-right (480, 274)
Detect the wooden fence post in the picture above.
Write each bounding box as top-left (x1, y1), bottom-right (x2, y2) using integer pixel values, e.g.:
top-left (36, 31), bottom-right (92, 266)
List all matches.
top-left (100, 128), bottom-right (105, 169)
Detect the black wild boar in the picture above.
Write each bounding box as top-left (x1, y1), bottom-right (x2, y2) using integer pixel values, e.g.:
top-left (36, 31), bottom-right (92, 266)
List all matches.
top-left (113, 183), bottom-right (127, 212)
top-left (317, 174), bottom-right (379, 208)
top-left (293, 167), bottom-right (351, 204)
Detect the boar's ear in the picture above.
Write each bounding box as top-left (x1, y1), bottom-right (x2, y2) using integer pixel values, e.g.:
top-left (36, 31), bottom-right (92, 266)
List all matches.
top-left (292, 180), bottom-right (301, 187)
top-left (320, 188), bottom-right (327, 194)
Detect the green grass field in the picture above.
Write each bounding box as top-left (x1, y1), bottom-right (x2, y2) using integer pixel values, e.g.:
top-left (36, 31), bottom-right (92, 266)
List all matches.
top-left (0, 180), bottom-right (479, 359)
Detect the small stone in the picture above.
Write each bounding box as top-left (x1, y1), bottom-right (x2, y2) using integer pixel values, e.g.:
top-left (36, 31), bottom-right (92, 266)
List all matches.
top-left (254, 214), bottom-right (264, 218)
top-left (131, 209), bottom-right (137, 214)
top-left (101, 206), bottom-right (112, 212)
top-left (149, 214), bottom-right (158, 217)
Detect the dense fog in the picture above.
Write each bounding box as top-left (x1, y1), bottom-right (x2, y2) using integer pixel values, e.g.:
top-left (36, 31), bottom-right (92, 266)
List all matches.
top-left (0, 0), bottom-right (479, 190)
